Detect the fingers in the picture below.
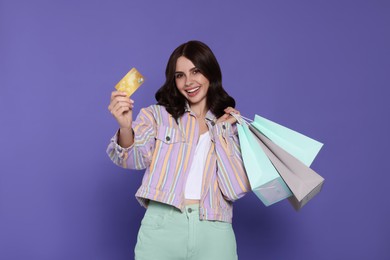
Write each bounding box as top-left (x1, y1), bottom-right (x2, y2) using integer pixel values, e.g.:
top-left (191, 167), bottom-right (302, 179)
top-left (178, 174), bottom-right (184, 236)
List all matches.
top-left (108, 91), bottom-right (134, 129)
top-left (216, 107), bottom-right (240, 124)
top-left (216, 114), bottom-right (230, 123)
top-left (110, 90), bottom-right (128, 101)
top-left (224, 107), bottom-right (240, 115)
top-left (225, 115), bottom-right (238, 125)
top-left (111, 100), bottom-right (133, 114)
top-left (108, 91), bottom-right (134, 114)
top-left (110, 91), bottom-right (133, 105)
top-left (108, 98), bottom-right (133, 112)
top-left (216, 113), bottom-right (237, 124)
top-left (113, 105), bottom-right (131, 117)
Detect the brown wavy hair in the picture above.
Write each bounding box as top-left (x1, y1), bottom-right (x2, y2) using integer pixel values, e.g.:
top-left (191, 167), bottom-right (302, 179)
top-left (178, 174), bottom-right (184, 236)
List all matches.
top-left (155, 40), bottom-right (235, 121)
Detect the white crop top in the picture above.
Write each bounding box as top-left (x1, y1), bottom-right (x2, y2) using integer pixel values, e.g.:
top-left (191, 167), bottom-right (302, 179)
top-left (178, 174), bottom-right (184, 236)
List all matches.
top-left (184, 132), bottom-right (211, 200)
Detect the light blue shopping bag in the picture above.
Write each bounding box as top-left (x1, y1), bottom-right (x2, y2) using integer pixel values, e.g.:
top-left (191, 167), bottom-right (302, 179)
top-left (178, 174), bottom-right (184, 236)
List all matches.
top-left (251, 115), bottom-right (323, 166)
top-left (248, 124), bottom-right (325, 210)
top-left (237, 123), bottom-right (292, 206)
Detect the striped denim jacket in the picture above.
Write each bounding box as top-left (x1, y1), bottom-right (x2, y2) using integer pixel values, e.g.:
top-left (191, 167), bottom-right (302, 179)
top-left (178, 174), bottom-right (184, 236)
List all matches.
top-left (106, 104), bottom-right (251, 223)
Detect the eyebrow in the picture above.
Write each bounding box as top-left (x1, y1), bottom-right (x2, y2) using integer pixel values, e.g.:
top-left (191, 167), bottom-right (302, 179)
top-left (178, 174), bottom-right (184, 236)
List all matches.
top-left (175, 67), bottom-right (198, 74)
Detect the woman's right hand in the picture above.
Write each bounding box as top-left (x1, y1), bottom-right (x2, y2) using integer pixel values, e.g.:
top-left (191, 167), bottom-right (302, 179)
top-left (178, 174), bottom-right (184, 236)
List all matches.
top-left (108, 91), bottom-right (134, 129)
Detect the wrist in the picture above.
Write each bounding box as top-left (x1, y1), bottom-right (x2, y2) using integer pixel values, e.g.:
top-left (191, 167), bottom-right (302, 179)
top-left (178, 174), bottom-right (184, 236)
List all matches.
top-left (119, 126), bottom-right (132, 132)
top-left (117, 127), bottom-right (134, 148)
top-left (119, 127), bottom-right (134, 138)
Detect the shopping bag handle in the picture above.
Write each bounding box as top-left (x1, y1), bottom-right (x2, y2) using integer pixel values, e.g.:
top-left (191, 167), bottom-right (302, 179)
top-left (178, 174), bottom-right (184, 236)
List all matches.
top-left (229, 112), bottom-right (252, 125)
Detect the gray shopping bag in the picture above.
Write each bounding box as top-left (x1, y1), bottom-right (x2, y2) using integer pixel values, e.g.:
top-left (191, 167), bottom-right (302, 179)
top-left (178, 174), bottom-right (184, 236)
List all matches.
top-left (249, 125), bottom-right (325, 210)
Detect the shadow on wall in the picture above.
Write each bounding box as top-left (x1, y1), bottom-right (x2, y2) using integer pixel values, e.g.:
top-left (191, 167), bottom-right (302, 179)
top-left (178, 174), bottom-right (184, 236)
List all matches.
top-left (95, 164), bottom-right (145, 257)
top-left (233, 195), bottom-right (300, 256)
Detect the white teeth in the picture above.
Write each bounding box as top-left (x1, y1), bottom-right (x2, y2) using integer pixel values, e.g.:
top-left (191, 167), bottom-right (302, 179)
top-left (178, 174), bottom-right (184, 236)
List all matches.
top-left (187, 87), bottom-right (200, 93)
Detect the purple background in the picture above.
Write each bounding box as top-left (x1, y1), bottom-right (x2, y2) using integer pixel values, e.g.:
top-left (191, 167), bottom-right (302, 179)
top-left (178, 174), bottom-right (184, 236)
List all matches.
top-left (1, 0), bottom-right (389, 259)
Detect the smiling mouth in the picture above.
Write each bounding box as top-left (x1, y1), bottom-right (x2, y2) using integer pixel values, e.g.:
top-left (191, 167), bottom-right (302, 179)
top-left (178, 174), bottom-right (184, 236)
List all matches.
top-left (186, 87), bottom-right (200, 93)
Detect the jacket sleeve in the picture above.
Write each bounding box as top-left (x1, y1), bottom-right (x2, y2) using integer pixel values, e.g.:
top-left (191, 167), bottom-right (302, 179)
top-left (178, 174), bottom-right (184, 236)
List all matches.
top-left (106, 106), bottom-right (157, 170)
top-left (213, 122), bottom-right (251, 201)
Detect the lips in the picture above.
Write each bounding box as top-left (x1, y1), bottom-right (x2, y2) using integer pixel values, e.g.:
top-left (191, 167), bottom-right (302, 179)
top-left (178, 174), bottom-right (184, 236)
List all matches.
top-left (185, 86), bottom-right (200, 97)
top-left (186, 86), bottom-right (200, 93)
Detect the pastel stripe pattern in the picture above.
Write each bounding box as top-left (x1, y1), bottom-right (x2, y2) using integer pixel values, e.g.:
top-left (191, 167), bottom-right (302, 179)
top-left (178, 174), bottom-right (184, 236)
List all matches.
top-left (106, 105), bottom-right (251, 223)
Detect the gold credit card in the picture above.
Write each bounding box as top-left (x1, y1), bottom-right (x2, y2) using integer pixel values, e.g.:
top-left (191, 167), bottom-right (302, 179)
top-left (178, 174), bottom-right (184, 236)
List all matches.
top-left (115, 68), bottom-right (144, 97)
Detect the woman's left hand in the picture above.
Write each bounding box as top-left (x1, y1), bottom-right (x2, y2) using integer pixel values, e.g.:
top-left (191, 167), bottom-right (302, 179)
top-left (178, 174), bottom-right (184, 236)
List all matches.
top-left (216, 107), bottom-right (240, 125)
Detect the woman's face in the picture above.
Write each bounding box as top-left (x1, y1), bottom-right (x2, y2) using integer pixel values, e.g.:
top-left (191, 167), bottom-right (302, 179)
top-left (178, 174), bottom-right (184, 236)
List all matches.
top-left (174, 56), bottom-right (210, 108)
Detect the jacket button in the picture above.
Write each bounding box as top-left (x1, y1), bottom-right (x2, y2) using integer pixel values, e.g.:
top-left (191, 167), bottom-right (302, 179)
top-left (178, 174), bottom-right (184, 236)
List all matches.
top-left (188, 208), bottom-right (193, 213)
top-left (211, 121), bottom-right (215, 126)
top-left (166, 136), bottom-right (170, 141)
top-left (222, 125), bottom-right (226, 129)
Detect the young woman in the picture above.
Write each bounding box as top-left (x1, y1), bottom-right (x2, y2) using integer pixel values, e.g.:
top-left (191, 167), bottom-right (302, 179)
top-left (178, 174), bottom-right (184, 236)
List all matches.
top-left (107, 40), bottom-right (251, 260)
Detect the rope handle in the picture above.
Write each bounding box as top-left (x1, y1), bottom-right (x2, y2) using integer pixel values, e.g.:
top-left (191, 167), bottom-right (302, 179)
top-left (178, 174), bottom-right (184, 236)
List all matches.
top-left (229, 112), bottom-right (252, 125)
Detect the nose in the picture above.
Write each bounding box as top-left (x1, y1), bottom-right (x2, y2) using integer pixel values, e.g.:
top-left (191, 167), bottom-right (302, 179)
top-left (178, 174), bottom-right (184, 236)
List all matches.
top-left (185, 75), bottom-right (194, 87)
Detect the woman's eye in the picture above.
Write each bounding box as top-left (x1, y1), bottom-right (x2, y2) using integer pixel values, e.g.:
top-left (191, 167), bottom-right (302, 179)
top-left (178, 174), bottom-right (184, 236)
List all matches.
top-left (175, 73), bottom-right (183, 79)
top-left (192, 69), bottom-right (200, 74)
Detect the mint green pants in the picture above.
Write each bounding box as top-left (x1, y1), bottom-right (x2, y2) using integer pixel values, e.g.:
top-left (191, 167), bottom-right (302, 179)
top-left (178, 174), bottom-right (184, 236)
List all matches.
top-left (135, 201), bottom-right (238, 260)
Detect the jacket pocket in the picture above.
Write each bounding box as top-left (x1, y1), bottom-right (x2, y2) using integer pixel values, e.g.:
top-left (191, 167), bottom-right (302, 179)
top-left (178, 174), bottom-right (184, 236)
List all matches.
top-left (156, 125), bottom-right (185, 144)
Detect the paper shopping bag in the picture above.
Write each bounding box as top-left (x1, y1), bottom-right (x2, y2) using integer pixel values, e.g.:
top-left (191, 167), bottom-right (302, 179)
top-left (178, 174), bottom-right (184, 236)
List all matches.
top-left (237, 123), bottom-right (292, 206)
top-left (252, 115), bottom-right (323, 166)
top-left (249, 125), bottom-right (325, 210)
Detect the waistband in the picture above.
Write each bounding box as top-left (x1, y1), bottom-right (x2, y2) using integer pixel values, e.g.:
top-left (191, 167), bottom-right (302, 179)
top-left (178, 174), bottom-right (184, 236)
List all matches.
top-left (148, 200), bottom-right (199, 215)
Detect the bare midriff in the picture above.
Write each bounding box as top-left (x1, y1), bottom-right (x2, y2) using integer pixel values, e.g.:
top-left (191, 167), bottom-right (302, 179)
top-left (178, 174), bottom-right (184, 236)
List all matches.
top-left (185, 199), bottom-right (200, 205)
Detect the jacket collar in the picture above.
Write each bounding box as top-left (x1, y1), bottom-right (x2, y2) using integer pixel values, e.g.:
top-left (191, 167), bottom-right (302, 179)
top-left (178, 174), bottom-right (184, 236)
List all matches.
top-left (185, 102), bottom-right (216, 122)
